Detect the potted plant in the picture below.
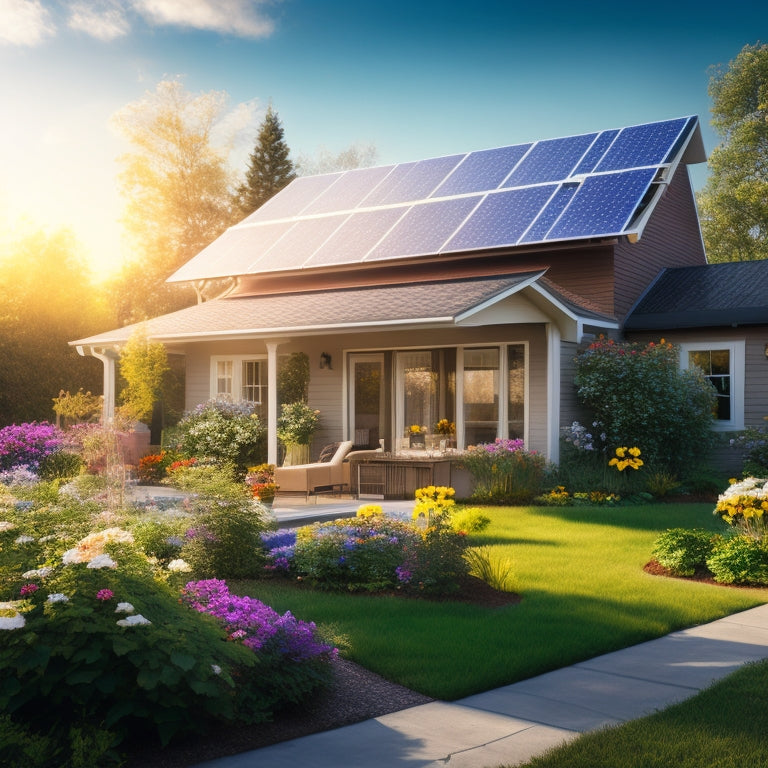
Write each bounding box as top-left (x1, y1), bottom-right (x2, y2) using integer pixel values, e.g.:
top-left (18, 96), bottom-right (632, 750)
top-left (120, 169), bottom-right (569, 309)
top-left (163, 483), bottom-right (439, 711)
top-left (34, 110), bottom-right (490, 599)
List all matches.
top-left (246, 463), bottom-right (278, 505)
top-left (408, 424), bottom-right (427, 449)
top-left (277, 403), bottom-right (321, 465)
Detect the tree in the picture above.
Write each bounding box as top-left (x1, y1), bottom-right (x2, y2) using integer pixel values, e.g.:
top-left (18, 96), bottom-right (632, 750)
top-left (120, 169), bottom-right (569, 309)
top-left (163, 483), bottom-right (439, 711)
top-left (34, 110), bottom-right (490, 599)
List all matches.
top-left (118, 326), bottom-right (170, 424)
top-left (110, 79), bottom-right (238, 322)
top-left (0, 228), bottom-right (109, 425)
top-left (697, 43), bottom-right (768, 262)
top-left (296, 142), bottom-right (378, 176)
top-left (236, 105), bottom-right (296, 217)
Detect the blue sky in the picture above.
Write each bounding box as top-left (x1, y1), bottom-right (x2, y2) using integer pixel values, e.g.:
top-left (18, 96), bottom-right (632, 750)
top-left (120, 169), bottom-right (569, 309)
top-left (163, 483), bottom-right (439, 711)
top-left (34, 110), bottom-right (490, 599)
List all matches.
top-left (0, 0), bottom-right (764, 278)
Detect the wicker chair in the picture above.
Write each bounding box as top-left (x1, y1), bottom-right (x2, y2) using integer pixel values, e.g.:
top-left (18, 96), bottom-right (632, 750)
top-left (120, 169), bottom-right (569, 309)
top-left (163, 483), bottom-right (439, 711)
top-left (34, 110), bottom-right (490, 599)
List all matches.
top-left (274, 440), bottom-right (354, 499)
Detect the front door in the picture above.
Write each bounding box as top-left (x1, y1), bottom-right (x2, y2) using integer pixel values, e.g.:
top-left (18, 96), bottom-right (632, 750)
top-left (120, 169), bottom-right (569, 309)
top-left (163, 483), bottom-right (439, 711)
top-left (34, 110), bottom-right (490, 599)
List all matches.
top-left (349, 354), bottom-right (385, 449)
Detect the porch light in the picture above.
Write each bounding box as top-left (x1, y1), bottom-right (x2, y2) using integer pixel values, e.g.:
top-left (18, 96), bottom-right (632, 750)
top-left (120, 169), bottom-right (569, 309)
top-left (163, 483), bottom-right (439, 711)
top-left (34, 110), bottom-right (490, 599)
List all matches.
top-left (320, 352), bottom-right (332, 370)
top-left (765, 342), bottom-right (768, 360)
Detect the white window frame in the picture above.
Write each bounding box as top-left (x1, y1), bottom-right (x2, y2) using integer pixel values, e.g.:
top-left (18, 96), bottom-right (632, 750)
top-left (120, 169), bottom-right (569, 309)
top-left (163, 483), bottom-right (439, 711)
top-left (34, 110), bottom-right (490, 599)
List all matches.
top-left (679, 340), bottom-right (745, 431)
top-left (210, 355), bottom-right (267, 405)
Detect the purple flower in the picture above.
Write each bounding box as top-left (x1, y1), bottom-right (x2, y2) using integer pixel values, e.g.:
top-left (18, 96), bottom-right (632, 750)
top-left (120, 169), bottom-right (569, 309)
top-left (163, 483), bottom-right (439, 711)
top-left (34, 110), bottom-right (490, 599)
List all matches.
top-left (20, 583), bottom-right (38, 596)
top-left (96, 588), bottom-right (114, 601)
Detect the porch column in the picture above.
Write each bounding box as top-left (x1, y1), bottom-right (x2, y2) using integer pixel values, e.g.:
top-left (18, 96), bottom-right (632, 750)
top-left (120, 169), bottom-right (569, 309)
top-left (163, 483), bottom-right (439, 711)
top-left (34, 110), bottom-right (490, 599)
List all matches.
top-left (546, 324), bottom-right (561, 464)
top-left (83, 346), bottom-right (119, 424)
top-left (266, 341), bottom-right (281, 466)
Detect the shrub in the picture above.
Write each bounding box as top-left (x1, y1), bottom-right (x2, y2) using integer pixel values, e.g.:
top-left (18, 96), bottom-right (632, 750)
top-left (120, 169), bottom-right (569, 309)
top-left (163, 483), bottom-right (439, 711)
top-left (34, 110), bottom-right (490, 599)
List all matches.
top-left (38, 451), bottom-right (84, 481)
top-left (292, 518), bottom-right (421, 592)
top-left (464, 546), bottom-right (516, 592)
top-left (277, 401), bottom-right (321, 446)
top-left (645, 470), bottom-right (681, 499)
top-left (706, 535), bottom-right (768, 585)
top-left (169, 400), bottom-right (265, 473)
top-left (574, 337), bottom-right (716, 474)
top-left (129, 518), bottom-right (186, 565)
top-left (730, 426), bottom-right (768, 476)
top-left (462, 439), bottom-right (546, 504)
top-left (651, 528), bottom-right (717, 576)
top-left (0, 422), bottom-right (66, 471)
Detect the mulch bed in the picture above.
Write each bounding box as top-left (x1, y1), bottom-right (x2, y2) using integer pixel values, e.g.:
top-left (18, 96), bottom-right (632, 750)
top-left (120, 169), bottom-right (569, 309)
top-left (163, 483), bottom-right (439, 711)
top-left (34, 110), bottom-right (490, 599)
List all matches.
top-left (123, 576), bottom-right (520, 768)
top-left (644, 559), bottom-right (766, 589)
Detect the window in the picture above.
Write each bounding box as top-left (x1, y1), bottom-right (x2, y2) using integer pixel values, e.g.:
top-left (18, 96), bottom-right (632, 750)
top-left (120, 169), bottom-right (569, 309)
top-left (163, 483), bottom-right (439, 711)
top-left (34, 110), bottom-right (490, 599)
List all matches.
top-left (463, 348), bottom-right (499, 446)
top-left (210, 356), bottom-right (267, 413)
top-left (680, 341), bottom-right (744, 430)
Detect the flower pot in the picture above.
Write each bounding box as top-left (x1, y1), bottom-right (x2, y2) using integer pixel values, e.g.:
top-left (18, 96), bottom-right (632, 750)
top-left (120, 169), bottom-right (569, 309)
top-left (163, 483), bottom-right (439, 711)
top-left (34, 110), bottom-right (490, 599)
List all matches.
top-left (409, 433), bottom-right (426, 449)
top-left (283, 443), bottom-right (310, 466)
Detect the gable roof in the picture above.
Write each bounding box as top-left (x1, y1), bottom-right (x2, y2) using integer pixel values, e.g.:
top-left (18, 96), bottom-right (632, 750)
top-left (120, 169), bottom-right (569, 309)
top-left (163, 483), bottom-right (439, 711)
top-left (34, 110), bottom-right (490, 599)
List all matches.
top-left (624, 260), bottom-right (768, 330)
top-left (169, 116), bottom-right (705, 284)
top-left (72, 272), bottom-right (617, 350)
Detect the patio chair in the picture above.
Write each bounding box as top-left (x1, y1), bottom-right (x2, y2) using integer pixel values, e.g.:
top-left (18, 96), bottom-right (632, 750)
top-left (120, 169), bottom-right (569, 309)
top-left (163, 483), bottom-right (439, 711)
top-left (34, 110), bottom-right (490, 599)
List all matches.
top-left (274, 440), bottom-right (354, 499)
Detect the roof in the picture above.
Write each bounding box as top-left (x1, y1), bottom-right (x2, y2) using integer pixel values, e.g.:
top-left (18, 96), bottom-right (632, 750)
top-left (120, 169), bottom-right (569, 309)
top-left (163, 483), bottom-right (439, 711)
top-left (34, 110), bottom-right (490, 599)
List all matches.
top-left (72, 272), bottom-right (617, 349)
top-left (169, 116), bottom-right (705, 284)
top-left (624, 260), bottom-right (768, 330)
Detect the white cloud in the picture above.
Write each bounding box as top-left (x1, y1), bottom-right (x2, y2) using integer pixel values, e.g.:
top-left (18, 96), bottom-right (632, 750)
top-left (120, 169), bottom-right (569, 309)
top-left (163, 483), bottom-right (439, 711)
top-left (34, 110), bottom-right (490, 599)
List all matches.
top-left (0, 0), bottom-right (55, 46)
top-left (131, 0), bottom-right (277, 38)
top-left (67, 1), bottom-right (130, 41)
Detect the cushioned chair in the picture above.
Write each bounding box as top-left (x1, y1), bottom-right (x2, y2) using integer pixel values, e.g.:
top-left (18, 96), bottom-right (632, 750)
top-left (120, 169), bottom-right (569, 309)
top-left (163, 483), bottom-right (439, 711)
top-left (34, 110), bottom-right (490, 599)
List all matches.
top-left (274, 440), bottom-right (354, 499)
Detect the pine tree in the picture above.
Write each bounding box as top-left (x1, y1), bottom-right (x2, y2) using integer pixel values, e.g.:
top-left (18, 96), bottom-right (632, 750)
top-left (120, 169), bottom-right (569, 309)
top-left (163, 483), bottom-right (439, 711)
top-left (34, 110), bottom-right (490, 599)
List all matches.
top-left (237, 105), bottom-right (296, 217)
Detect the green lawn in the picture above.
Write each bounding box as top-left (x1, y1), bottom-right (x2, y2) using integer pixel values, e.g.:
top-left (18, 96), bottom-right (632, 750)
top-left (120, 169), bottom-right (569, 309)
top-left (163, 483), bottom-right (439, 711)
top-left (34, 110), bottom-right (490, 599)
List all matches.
top-left (236, 503), bottom-right (768, 699)
top-left (516, 658), bottom-right (768, 768)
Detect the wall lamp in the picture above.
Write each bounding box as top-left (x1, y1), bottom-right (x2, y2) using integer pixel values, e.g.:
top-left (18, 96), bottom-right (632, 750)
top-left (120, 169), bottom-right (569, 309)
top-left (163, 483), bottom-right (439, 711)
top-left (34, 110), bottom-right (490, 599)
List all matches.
top-left (764, 342), bottom-right (768, 360)
top-left (320, 352), bottom-right (332, 370)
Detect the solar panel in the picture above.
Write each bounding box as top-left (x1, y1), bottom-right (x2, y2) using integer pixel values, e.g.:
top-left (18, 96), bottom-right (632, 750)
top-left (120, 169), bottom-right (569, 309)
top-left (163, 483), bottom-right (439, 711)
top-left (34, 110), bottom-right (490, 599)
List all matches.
top-left (304, 207), bottom-right (408, 267)
top-left (545, 168), bottom-right (657, 241)
top-left (594, 117), bottom-right (691, 172)
top-left (301, 165), bottom-right (396, 215)
top-left (519, 184), bottom-right (578, 244)
top-left (364, 155), bottom-right (464, 206)
top-left (431, 144), bottom-right (532, 197)
top-left (245, 173), bottom-right (341, 222)
top-left (502, 134), bottom-right (597, 187)
top-left (366, 197), bottom-right (480, 261)
top-left (249, 214), bottom-right (349, 272)
top-left (443, 186), bottom-right (556, 252)
top-left (168, 116), bottom-right (701, 283)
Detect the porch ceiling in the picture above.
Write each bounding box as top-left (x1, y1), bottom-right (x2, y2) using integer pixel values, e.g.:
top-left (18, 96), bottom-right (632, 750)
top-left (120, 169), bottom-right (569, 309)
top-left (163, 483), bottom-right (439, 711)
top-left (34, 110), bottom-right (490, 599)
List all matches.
top-left (71, 271), bottom-right (616, 350)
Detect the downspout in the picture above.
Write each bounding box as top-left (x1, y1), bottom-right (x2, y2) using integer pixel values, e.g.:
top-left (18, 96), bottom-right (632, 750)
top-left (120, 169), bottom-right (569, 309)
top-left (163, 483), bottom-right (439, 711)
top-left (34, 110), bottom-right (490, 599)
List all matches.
top-left (546, 324), bottom-right (561, 464)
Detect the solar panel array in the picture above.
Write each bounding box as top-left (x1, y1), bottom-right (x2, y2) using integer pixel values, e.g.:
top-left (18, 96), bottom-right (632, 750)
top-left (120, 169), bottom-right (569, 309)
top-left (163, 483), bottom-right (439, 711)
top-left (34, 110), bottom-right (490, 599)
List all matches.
top-left (170, 116), bottom-right (698, 282)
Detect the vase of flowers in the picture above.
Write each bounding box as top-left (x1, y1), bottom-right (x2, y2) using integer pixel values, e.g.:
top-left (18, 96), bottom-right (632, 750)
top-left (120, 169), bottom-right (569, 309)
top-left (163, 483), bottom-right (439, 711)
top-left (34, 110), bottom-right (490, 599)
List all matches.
top-left (277, 402), bottom-right (321, 466)
top-left (408, 424), bottom-right (427, 449)
top-left (434, 419), bottom-right (456, 448)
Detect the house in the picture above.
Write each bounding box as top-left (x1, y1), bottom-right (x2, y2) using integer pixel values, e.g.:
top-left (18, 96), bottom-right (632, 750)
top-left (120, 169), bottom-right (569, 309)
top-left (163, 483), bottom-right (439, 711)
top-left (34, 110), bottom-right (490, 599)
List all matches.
top-left (75, 115), bottom-right (764, 475)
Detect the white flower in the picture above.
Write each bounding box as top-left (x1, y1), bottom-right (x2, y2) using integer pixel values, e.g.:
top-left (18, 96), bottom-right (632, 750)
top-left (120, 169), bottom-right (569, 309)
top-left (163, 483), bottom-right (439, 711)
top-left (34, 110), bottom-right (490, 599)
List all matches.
top-left (0, 521), bottom-right (15, 532)
top-left (0, 601), bottom-right (25, 630)
top-left (167, 558), bottom-right (191, 573)
top-left (116, 614), bottom-right (151, 627)
top-left (46, 593), bottom-right (70, 604)
top-left (115, 602), bottom-right (134, 614)
top-left (86, 554), bottom-right (117, 569)
top-left (23, 567), bottom-right (54, 579)
top-left (211, 664), bottom-right (222, 675)
top-left (14, 535), bottom-right (34, 544)
top-left (0, 614), bottom-right (25, 630)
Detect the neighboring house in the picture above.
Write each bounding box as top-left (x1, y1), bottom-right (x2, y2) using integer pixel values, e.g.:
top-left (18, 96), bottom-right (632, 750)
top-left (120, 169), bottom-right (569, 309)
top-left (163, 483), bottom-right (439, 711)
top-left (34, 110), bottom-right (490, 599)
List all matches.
top-left (624, 260), bottom-right (768, 434)
top-left (75, 114), bottom-right (759, 468)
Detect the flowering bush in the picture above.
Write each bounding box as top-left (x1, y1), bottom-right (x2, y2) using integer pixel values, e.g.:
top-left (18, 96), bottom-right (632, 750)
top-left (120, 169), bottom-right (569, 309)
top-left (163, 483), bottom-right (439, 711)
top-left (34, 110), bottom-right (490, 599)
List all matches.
top-left (0, 481), bottom-right (336, 765)
top-left (169, 400), bottom-right (265, 474)
top-left (0, 421), bottom-right (65, 471)
top-left (714, 477), bottom-right (768, 539)
top-left (277, 402), bottom-right (320, 446)
top-left (246, 463), bottom-right (278, 503)
top-left (412, 485), bottom-right (455, 523)
top-left (356, 503), bottom-right (384, 518)
top-left (730, 425), bottom-right (768, 476)
top-left (137, 451), bottom-right (180, 483)
top-left (574, 336), bottom-right (716, 473)
top-left (462, 439), bottom-right (546, 504)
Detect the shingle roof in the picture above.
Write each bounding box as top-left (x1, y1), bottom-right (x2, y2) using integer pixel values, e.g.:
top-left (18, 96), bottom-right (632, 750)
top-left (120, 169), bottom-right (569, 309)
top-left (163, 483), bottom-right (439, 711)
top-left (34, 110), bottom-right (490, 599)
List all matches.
top-left (72, 271), bottom-right (614, 348)
top-left (624, 260), bottom-right (768, 330)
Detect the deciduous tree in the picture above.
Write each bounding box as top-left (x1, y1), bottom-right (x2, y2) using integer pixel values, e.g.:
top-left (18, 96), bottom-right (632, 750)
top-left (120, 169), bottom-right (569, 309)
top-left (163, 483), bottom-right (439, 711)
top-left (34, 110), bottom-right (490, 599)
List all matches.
top-left (698, 43), bottom-right (768, 262)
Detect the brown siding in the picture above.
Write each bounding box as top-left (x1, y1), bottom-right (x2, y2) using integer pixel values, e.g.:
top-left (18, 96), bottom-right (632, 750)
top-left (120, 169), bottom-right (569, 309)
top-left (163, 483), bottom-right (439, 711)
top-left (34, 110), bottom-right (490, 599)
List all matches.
top-left (614, 170), bottom-right (707, 321)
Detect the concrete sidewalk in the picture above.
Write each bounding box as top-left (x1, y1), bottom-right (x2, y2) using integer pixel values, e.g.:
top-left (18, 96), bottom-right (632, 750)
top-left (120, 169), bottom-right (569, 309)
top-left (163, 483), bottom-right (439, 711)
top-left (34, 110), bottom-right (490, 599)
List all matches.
top-left (194, 604), bottom-right (768, 768)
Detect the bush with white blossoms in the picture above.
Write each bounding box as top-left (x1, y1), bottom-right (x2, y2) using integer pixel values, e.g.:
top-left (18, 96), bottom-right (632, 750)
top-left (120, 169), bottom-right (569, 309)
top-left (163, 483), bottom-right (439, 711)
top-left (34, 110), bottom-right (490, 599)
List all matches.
top-left (0, 484), bottom-right (336, 767)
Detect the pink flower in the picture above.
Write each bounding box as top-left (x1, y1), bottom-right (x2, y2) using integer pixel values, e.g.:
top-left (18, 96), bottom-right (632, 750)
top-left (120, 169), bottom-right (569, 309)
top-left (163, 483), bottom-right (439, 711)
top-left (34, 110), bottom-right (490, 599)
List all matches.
top-left (96, 588), bottom-right (114, 601)
top-left (20, 583), bottom-right (38, 596)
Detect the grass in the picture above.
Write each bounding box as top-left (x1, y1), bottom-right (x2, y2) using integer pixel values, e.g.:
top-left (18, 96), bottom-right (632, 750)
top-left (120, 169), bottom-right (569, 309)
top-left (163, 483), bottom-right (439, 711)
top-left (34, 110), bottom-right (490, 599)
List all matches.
top-left (516, 658), bottom-right (768, 768)
top-left (236, 503), bottom-right (768, 699)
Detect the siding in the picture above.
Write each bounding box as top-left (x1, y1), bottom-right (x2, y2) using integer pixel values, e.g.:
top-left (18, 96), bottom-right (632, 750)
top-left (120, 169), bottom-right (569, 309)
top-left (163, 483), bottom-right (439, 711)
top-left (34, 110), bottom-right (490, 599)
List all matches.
top-left (614, 170), bottom-right (707, 321)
